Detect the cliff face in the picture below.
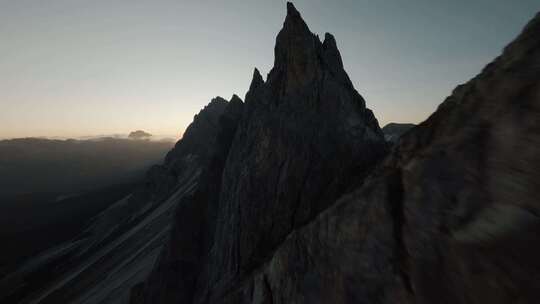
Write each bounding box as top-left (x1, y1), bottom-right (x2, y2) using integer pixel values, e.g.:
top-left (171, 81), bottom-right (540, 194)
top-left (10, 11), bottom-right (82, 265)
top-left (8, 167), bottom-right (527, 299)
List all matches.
top-left (135, 4), bottom-right (540, 304)
top-left (131, 95), bottom-right (245, 304)
top-left (201, 3), bottom-right (387, 299)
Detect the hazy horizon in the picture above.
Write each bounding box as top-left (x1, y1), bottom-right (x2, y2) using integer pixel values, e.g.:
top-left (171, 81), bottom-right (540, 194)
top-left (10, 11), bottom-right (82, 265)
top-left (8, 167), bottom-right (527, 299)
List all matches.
top-left (1, 0), bottom-right (538, 139)
top-left (0, 132), bottom-right (178, 141)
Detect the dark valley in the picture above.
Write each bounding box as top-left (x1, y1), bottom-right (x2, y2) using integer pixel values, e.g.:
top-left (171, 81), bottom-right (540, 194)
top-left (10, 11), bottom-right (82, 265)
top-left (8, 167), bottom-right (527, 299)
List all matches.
top-left (0, 136), bottom-right (173, 302)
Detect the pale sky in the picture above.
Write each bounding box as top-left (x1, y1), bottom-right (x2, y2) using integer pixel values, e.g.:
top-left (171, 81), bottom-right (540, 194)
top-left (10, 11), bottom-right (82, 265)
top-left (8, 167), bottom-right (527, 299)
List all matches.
top-left (0, 0), bottom-right (538, 139)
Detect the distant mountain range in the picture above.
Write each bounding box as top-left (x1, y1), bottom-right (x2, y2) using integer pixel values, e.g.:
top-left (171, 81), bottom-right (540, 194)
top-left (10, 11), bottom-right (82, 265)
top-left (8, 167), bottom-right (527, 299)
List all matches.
top-left (0, 136), bottom-right (174, 292)
top-left (0, 132), bottom-right (178, 143)
top-left (0, 137), bottom-right (173, 197)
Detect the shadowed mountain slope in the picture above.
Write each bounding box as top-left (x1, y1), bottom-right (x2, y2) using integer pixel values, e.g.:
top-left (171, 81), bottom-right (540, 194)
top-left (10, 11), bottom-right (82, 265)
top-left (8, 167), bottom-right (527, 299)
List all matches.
top-left (0, 137), bottom-right (172, 197)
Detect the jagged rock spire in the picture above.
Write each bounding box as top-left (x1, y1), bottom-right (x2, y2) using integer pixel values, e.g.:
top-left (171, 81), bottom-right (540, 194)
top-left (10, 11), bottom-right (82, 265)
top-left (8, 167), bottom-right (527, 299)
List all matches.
top-left (249, 68), bottom-right (264, 91)
top-left (286, 2), bottom-right (299, 16)
top-left (283, 2), bottom-right (309, 31)
top-left (322, 33), bottom-right (342, 69)
top-left (230, 94), bottom-right (243, 103)
top-left (267, 2), bottom-right (353, 93)
top-left (134, 3), bottom-right (387, 304)
top-left (199, 3), bottom-right (387, 302)
top-left (271, 2), bottom-right (320, 90)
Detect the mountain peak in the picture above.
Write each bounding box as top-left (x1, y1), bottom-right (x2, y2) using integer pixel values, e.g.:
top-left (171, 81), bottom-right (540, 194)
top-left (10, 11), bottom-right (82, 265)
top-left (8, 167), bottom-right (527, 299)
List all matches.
top-left (269, 3), bottom-right (355, 93)
top-left (281, 2), bottom-right (310, 37)
top-left (209, 96), bottom-right (228, 105)
top-left (229, 94), bottom-right (243, 105)
top-left (322, 32), bottom-right (341, 66)
top-left (249, 68), bottom-right (264, 91)
top-left (271, 3), bottom-right (320, 91)
top-left (286, 2), bottom-right (300, 18)
top-left (322, 32), bottom-right (351, 85)
top-left (132, 3), bottom-right (387, 303)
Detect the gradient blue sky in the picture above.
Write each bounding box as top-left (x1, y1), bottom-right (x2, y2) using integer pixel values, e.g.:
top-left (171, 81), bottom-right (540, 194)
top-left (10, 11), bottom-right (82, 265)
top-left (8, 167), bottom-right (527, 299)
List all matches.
top-left (1, 0), bottom-right (538, 139)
